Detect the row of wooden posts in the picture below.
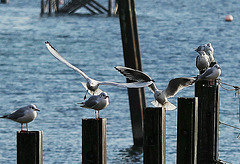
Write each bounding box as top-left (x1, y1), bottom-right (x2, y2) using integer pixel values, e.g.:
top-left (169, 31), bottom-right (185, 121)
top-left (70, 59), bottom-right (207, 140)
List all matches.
top-left (17, 80), bottom-right (222, 164)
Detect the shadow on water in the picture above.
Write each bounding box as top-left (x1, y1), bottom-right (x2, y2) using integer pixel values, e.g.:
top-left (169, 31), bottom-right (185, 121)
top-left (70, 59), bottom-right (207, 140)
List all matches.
top-left (118, 145), bottom-right (143, 163)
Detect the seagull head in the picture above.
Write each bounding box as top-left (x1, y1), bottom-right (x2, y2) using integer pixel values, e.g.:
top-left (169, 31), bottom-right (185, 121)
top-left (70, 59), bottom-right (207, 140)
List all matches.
top-left (99, 92), bottom-right (109, 99)
top-left (213, 64), bottom-right (221, 70)
top-left (29, 104), bottom-right (40, 112)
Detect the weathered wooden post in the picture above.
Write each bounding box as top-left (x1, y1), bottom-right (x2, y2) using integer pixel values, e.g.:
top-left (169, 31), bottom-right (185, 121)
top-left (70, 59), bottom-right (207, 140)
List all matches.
top-left (177, 97), bottom-right (198, 164)
top-left (49, 0), bottom-right (52, 14)
top-left (108, 0), bottom-right (112, 16)
top-left (195, 80), bottom-right (220, 164)
top-left (41, 0), bottom-right (44, 15)
top-left (82, 118), bottom-right (107, 164)
top-left (17, 131), bottom-right (43, 164)
top-left (118, 0), bottom-right (146, 146)
top-left (143, 107), bottom-right (166, 164)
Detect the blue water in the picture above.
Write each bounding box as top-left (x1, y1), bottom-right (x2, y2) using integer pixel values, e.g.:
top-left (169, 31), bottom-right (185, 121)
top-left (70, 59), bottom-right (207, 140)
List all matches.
top-left (0, 0), bottom-right (240, 163)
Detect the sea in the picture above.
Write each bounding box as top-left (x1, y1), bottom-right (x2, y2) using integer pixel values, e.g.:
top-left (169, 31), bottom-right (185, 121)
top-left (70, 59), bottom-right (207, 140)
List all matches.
top-left (0, 0), bottom-right (239, 163)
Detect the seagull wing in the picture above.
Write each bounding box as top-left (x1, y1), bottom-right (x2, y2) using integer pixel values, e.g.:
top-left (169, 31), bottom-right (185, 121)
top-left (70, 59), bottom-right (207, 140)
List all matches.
top-left (98, 81), bottom-right (153, 88)
top-left (164, 77), bottom-right (195, 98)
top-left (7, 107), bottom-right (26, 121)
top-left (198, 68), bottom-right (214, 80)
top-left (81, 96), bottom-right (99, 109)
top-left (45, 41), bottom-right (90, 80)
top-left (114, 66), bottom-right (153, 82)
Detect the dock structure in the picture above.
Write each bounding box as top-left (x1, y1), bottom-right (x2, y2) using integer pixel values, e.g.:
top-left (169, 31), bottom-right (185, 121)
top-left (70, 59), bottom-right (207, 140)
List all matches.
top-left (41, 0), bottom-right (117, 15)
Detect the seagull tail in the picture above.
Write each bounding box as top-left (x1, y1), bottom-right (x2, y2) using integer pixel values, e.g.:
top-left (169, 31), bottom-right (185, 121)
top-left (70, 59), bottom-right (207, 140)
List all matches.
top-left (151, 100), bottom-right (162, 107)
top-left (164, 101), bottom-right (176, 110)
top-left (0, 115), bottom-right (7, 119)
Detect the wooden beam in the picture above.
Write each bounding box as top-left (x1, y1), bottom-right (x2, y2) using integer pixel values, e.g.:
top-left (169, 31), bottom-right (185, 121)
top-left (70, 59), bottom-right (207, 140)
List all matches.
top-left (143, 107), bottom-right (166, 164)
top-left (177, 97), bottom-right (198, 164)
top-left (82, 118), bottom-right (107, 164)
top-left (118, 0), bottom-right (146, 146)
top-left (17, 131), bottom-right (43, 164)
top-left (195, 80), bottom-right (220, 163)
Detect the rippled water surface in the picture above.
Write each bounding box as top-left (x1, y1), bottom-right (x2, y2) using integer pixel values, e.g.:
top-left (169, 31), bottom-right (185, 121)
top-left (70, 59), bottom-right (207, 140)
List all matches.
top-left (0, 0), bottom-right (239, 163)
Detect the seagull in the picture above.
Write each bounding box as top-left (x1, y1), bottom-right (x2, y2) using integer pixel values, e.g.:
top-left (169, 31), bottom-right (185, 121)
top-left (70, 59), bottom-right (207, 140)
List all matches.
top-left (0, 104), bottom-right (40, 131)
top-left (196, 51), bottom-right (210, 73)
top-left (77, 92), bottom-right (109, 119)
top-left (196, 64), bottom-right (221, 81)
top-left (195, 43), bottom-right (215, 64)
top-left (115, 66), bottom-right (195, 110)
top-left (45, 41), bottom-right (153, 99)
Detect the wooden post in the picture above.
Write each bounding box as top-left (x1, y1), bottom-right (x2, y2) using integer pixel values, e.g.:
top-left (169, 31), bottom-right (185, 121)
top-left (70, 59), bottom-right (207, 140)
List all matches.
top-left (108, 0), bottom-right (112, 16)
top-left (82, 118), bottom-right (107, 164)
top-left (41, 0), bottom-right (44, 15)
top-left (49, 0), bottom-right (52, 14)
top-left (177, 97), bottom-right (198, 164)
top-left (143, 107), bottom-right (166, 164)
top-left (118, 0), bottom-right (146, 146)
top-left (195, 80), bottom-right (220, 164)
top-left (17, 131), bottom-right (43, 164)
top-left (56, 0), bottom-right (59, 12)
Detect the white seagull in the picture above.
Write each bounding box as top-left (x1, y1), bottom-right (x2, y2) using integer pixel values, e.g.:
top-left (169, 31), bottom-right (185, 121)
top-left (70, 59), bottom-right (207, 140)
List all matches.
top-left (78, 92), bottom-right (109, 119)
top-left (195, 43), bottom-right (215, 64)
top-left (45, 41), bottom-right (152, 99)
top-left (196, 51), bottom-right (210, 73)
top-left (196, 64), bottom-right (221, 81)
top-left (115, 66), bottom-right (195, 110)
top-left (0, 104), bottom-right (40, 131)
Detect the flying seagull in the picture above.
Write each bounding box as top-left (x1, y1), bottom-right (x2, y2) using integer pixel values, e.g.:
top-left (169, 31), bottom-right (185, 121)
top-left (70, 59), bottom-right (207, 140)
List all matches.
top-left (115, 66), bottom-right (195, 110)
top-left (0, 104), bottom-right (40, 131)
top-left (45, 41), bottom-right (153, 99)
top-left (78, 92), bottom-right (109, 119)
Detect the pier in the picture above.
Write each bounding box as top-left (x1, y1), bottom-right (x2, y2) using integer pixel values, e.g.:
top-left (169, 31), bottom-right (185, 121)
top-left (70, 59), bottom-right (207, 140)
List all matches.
top-left (41, 0), bottom-right (117, 15)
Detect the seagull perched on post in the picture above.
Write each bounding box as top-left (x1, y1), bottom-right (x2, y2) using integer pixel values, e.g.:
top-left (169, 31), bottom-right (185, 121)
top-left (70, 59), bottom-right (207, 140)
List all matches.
top-left (196, 64), bottom-right (221, 81)
top-left (0, 104), bottom-right (40, 131)
top-left (115, 66), bottom-right (195, 110)
top-left (195, 51), bottom-right (210, 73)
top-left (77, 92), bottom-right (109, 119)
top-left (195, 43), bottom-right (215, 65)
top-left (45, 41), bottom-right (152, 99)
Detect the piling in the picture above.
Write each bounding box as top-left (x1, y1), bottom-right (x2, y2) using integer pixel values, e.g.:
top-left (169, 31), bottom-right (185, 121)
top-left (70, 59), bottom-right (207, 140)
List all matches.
top-left (17, 131), bottom-right (43, 164)
top-left (195, 80), bottom-right (220, 164)
top-left (82, 118), bottom-right (107, 164)
top-left (177, 97), bottom-right (198, 164)
top-left (143, 107), bottom-right (166, 164)
top-left (108, 0), bottom-right (112, 16)
top-left (118, 0), bottom-right (146, 146)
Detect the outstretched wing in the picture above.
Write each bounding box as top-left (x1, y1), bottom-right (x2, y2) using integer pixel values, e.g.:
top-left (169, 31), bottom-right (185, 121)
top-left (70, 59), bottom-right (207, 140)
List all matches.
top-left (45, 41), bottom-right (90, 80)
top-left (98, 81), bottom-right (153, 88)
top-left (114, 66), bottom-right (153, 82)
top-left (165, 77), bottom-right (195, 98)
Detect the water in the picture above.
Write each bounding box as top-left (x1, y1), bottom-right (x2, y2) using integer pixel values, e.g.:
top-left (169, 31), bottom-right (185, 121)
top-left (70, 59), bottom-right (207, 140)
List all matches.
top-left (0, 0), bottom-right (239, 163)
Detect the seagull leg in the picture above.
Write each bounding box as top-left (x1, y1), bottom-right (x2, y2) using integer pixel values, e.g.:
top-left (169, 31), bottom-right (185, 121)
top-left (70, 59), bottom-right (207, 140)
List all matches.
top-left (95, 110), bottom-right (97, 119)
top-left (84, 90), bottom-right (88, 100)
top-left (21, 123), bottom-right (23, 132)
top-left (26, 123), bottom-right (28, 131)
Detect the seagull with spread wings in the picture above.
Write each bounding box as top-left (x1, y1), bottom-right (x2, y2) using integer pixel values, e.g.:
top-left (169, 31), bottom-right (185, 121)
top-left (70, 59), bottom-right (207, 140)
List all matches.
top-left (45, 41), bottom-right (153, 99)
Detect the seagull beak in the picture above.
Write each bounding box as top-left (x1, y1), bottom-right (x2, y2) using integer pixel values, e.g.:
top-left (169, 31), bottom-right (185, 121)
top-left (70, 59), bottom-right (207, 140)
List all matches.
top-left (35, 108), bottom-right (40, 112)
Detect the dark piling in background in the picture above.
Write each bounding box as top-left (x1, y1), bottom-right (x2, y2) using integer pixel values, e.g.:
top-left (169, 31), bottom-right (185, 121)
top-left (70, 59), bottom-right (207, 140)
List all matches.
top-left (17, 131), bottom-right (43, 164)
top-left (195, 80), bottom-right (220, 164)
top-left (177, 97), bottom-right (198, 164)
top-left (82, 118), bottom-right (107, 164)
top-left (143, 107), bottom-right (166, 164)
top-left (118, 0), bottom-right (146, 146)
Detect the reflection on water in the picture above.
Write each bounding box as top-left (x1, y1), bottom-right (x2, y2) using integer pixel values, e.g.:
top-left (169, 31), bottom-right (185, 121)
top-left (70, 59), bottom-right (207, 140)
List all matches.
top-left (118, 146), bottom-right (143, 164)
